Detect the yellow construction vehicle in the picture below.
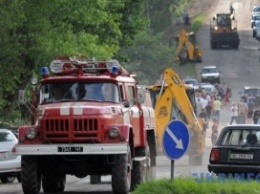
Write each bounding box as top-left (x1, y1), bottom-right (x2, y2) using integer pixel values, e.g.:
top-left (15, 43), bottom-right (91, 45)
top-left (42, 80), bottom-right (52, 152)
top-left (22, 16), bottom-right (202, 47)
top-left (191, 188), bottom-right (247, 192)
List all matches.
top-left (210, 13), bottom-right (240, 49)
top-left (148, 68), bottom-right (205, 165)
top-left (174, 28), bottom-right (202, 64)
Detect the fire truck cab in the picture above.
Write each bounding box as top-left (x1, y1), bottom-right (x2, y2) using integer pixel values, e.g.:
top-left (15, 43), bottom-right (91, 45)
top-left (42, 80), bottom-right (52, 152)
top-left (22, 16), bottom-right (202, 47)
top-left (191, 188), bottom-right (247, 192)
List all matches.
top-left (15, 56), bottom-right (157, 194)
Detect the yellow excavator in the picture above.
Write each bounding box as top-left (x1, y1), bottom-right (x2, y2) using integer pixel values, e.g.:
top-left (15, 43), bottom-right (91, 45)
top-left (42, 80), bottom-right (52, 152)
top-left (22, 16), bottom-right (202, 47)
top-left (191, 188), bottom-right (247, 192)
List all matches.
top-left (148, 68), bottom-right (205, 165)
top-left (174, 28), bottom-right (202, 65)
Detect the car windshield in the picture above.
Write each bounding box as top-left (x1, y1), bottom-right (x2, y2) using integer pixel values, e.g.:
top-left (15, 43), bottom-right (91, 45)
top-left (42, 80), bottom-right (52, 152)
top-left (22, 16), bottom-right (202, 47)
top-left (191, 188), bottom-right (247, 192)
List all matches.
top-left (244, 88), bottom-right (259, 96)
top-left (253, 16), bottom-right (260, 20)
top-left (0, 132), bottom-right (16, 142)
top-left (253, 7), bottom-right (260, 12)
top-left (220, 129), bottom-right (260, 146)
top-left (202, 68), bottom-right (217, 73)
top-left (39, 82), bottom-right (119, 103)
top-left (183, 79), bottom-right (197, 84)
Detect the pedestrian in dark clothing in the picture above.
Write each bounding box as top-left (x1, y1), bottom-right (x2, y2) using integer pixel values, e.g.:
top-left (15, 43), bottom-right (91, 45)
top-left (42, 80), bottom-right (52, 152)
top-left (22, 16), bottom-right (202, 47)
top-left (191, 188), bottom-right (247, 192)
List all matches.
top-left (199, 108), bottom-right (208, 132)
top-left (205, 101), bottom-right (213, 119)
top-left (230, 4), bottom-right (234, 14)
top-left (253, 108), bottom-right (260, 124)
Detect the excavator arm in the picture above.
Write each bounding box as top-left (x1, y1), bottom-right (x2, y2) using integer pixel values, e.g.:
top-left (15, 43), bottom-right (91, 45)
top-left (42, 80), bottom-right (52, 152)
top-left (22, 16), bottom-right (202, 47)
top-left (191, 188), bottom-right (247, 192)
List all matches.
top-left (176, 28), bottom-right (195, 60)
top-left (151, 68), bottom-right (205, 164)
top-left (175, 28), bottom-right (202, 63)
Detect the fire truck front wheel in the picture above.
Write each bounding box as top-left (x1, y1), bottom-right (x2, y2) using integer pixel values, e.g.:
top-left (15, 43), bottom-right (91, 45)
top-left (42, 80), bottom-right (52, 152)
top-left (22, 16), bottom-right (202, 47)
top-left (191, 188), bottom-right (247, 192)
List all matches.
top-left (21, 156), bottom-right (41, 194)
top-left (130, 144), bottom-right (151, 191)
top-left (42, 173), bottom-right (66, 193)
top-left (111, 145), bottom-right (132, 194)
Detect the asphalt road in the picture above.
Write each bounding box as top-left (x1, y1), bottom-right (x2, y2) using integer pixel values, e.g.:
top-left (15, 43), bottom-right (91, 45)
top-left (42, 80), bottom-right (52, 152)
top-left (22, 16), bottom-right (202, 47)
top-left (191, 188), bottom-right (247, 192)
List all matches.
top-left (1, 0), bottom-right (260, 193)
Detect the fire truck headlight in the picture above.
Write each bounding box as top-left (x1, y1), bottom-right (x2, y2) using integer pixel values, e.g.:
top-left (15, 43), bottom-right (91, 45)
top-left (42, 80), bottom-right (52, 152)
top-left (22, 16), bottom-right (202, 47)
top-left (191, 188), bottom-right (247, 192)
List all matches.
top-left (108, 127), bottom-right (120, 138)
top-left (37, 108), bottom-right (44, 116)
top-left (26, 128), bottom-right (37, 139)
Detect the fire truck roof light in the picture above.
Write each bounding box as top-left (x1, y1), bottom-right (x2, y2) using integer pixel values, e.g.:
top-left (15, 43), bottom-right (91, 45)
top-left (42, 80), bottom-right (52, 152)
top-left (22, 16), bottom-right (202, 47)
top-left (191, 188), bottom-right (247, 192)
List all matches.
top-left (47, 56), bottom-right (130, 76)
top-left (111, 66), bottom-right (119, 75)
top-left (50, 60), bottom-right (63, 73)
top-left (41, 67), bottom-right (49, 77)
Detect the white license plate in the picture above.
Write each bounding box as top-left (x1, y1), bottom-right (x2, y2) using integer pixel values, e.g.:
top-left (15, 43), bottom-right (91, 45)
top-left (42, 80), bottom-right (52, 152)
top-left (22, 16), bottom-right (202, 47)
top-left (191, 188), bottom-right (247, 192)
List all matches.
top-left (57, 147), bottom-right (83, 152)
top-left (230, 153), bottom-right (254, 160)
top-left (0, 152), bottom-right (8, 160)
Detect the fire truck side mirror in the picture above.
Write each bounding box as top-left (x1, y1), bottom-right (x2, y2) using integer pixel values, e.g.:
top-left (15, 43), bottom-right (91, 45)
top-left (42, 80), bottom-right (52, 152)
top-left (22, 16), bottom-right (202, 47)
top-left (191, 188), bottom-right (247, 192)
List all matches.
top-left (122, 100), bottom-right (130, 108)
top-left (18, 90), bottom-right (25, 104)
top-left (137, 88), bottom-right (145, 104)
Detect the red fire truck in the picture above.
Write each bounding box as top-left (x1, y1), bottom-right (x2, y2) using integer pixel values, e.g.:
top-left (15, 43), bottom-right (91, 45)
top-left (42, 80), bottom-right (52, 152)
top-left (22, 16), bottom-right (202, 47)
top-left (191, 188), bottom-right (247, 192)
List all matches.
top-left (15, 56), bottom-right (157, 194)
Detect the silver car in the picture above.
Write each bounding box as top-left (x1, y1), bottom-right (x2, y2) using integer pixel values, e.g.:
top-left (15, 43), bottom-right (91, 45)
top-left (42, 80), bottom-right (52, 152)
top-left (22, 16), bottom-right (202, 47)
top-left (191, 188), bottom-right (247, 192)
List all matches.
top-left (200, 66), bottom-right (221, 84)
top-left (0, 128), bottom-right (21, 183)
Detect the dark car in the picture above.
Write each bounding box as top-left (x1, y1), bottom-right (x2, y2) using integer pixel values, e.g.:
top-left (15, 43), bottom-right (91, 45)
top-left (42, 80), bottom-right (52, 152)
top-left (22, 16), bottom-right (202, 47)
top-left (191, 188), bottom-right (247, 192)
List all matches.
top-left (208, 125), bottom-right (260, 176)
top-left (182, 77), bottom-right (199, 86)
top-left (251, 14), bottom-right (260, 28)
top-left (253, 21), bottom-right (260, 37)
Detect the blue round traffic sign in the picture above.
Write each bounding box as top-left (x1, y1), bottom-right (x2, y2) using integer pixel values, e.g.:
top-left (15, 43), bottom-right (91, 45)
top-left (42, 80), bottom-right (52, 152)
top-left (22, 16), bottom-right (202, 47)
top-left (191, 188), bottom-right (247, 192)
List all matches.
top-left (162, 120), bottom-right (190, 160)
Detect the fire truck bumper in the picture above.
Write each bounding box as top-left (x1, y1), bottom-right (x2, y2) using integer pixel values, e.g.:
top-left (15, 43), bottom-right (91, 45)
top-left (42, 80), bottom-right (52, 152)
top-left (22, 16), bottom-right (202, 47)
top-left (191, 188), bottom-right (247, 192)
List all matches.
top-left (14, 143), bottom-right (128, 155)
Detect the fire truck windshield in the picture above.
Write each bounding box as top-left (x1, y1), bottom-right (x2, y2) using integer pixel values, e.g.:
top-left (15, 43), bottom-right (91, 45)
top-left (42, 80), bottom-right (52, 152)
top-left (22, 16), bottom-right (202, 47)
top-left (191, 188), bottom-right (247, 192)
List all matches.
top-left (39, 82), bottom-right (119, 103)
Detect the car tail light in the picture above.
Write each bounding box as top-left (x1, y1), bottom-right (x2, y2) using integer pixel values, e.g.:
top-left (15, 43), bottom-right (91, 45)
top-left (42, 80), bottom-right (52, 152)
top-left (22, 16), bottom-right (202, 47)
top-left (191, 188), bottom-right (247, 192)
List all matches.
top-left (210, 148), bottom-right (219, 161)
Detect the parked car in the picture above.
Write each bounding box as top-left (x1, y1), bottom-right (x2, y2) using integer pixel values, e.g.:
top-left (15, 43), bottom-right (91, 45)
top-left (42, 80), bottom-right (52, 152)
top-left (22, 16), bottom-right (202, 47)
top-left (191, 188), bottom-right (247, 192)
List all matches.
top-left (252, 5), bottom-right (260, 17)
top-left (200, 66), bottom-right (221, 84)
top-left (0, 129), bottom-right (21, 183)
top-left (251, 13), bottom-right (260, 28)
top-left (239, 86), bottom-right (260, 98)
top-left (208, 125), bottom-right (260, 176)
top-left (182, 77), bottom-right (199, 86)
top-left (194, 83), bottom-right (218, 95)
top-left (253, 21), bottom-right (260, 37)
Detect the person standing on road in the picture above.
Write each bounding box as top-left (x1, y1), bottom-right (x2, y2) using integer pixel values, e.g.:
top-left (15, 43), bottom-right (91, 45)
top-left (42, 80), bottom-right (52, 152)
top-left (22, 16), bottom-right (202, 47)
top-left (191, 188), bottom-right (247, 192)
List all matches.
top-left (238, 97), bottom-right (248, 124)
top-left (205, 101), bottom-right (213, 120)
top-left (224, 87), bottom-right (231, 107)
top-left (247, 97), bottom-right (255, 124)
top-left (212, 96), bottom-right (222, 122)
top-left (211, 118), bottom-right (219, 145)
top-left (199, 108), bottom-right (208, 132)
top-left (229, 102), bottom-right (238, 125)
top-left (253, 107), bottom-right (260, 124)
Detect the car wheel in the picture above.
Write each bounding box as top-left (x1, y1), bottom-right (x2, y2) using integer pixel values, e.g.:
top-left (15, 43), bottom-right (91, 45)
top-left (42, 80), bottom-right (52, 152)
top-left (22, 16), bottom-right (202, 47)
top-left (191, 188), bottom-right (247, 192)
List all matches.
top-left (21, 156), bottom-right (41, 194)
top-left (17, 173), bottom-right (22, 183)
top-left (1, 176), bottom-right (15, 183)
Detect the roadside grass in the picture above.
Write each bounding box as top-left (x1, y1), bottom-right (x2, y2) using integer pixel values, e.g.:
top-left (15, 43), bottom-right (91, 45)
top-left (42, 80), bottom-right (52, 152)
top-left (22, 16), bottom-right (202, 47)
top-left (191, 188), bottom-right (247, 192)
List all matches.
top-left (133, 177), bottom-right (260, 194)
top-left (191, 13), bottom-right (207, 32)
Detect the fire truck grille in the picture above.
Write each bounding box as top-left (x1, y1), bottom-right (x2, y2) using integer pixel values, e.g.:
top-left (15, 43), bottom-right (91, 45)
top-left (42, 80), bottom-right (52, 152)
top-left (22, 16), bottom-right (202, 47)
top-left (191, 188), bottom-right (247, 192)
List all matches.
top-left (43, 119), bottom-right (98, 141)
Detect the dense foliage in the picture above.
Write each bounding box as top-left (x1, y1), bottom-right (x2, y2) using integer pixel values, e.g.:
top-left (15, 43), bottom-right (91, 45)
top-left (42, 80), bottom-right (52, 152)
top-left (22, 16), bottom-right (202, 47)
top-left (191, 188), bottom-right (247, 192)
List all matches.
top-left (0, 0), bottom-right (190, 124)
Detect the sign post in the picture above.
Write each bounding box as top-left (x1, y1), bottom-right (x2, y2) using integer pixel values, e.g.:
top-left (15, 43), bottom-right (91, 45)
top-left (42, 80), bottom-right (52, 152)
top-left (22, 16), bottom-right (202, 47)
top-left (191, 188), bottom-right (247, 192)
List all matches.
top-left (162, 120), bottom-right (190, 180)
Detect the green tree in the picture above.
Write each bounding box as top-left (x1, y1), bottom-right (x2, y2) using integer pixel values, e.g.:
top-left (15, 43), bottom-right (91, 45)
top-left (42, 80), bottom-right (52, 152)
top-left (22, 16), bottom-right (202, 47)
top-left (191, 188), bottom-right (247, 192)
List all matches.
top-left (123, 32), bottom-right (177, 85)
top-left (0, 0), bottom-right (146, 122)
